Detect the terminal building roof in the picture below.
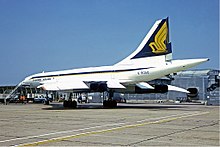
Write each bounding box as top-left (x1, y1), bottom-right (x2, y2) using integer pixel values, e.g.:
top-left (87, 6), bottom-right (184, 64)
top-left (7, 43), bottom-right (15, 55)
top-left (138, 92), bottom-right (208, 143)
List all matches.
top-left (176, 69), bottom-right (219, 77)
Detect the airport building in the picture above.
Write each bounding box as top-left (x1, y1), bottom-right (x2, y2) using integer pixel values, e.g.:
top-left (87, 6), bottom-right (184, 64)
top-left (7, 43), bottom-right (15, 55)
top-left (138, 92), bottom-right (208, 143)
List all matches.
top-left (169, 69), bottom-right (219, 104)
top-left (0, 69), bottom-right (219, 105)
top-left (125, 69), bottom-right (219, 105)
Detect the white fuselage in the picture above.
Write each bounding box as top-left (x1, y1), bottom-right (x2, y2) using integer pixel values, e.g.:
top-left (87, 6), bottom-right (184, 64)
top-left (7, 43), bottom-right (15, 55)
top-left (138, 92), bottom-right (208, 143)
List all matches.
top-left (22, 58), bottom-right (208, 90)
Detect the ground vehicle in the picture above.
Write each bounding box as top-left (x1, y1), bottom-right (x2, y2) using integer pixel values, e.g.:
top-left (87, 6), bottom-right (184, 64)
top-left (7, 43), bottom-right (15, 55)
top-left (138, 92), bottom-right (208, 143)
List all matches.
top-left (33, 95), bottom-right (53, 103)
top-left (77, 94), bottom-right (89, 103)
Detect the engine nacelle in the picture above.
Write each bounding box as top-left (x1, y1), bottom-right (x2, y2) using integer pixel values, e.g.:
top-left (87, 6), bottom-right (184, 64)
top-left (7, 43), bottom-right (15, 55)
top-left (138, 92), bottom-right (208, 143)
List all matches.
top-left (187, 88), bottom-right (198, 97)
top-left (90, 82), bottom-right (107, 92)
top-left (135, 85), bottom-right (168, 94)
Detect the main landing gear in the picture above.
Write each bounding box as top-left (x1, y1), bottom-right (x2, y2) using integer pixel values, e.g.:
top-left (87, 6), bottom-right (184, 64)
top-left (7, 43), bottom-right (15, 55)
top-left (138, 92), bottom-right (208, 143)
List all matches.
top-left (62, 91), bottom-right (118, 109)
top-left (63, 93), bottom-right (77, 108)
top-left (103, 91), bottom-right (117, 108)
top-left (63, 100), bottom-right (77, 108)
top-left (103, 99), bottom-right (117, 108)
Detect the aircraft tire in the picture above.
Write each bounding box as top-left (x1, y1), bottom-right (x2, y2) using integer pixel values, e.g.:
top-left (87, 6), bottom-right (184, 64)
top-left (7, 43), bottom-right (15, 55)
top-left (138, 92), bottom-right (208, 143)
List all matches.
top-left (103, 100), bottom-right (108, 108)
top-left (103, 100), bottom-right (117, 108)
top-left (63, 100), bottom-right (68, 108)
top-left (70, 101), bottom-right (77, 109)
top-left (112, 100), bottom-right (117, 108)
top-left (44, 100), bottom-right (49, 105)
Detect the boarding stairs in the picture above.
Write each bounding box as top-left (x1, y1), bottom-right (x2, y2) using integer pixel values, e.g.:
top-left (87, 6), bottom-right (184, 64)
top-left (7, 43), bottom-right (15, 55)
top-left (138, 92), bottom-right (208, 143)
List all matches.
top-left (5, 83), bottom-right (22, 103)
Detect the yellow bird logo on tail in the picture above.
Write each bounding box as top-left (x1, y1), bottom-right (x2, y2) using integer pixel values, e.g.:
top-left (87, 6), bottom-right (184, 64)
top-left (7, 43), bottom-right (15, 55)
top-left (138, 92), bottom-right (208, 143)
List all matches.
top-left (149, 21), bottom-right (168, 54)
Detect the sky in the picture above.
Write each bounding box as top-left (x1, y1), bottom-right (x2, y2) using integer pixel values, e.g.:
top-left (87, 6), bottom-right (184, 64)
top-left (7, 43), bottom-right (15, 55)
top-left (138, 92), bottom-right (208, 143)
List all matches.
top-left (0, 0), bottom-right (219, 85)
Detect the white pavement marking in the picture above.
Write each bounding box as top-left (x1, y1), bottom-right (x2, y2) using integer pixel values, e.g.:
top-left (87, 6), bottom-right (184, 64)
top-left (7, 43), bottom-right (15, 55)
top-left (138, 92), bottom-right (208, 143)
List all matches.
top-left (11, 111), bottom-right (209, 147)
top-left (0, 122), bottom-right (127, 143)
top-left (1, 113), bottom-right (193, 143)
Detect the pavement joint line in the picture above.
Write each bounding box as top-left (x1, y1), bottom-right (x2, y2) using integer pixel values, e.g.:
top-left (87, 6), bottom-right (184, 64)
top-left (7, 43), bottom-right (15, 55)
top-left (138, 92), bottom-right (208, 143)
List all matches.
top-left (127, 119), bottom-right (219, 146)
top-left (0, 122), bottom-right (127, 143)
top-left (0, 111), bottom-right (196, 144)
top-left (14, 111), bottom-right (209, 147)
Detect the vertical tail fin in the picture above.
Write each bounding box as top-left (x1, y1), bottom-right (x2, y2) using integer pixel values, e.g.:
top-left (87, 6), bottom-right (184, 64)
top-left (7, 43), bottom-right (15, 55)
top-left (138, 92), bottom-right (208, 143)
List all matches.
top-left (116, 17), bottom-right (172, 66)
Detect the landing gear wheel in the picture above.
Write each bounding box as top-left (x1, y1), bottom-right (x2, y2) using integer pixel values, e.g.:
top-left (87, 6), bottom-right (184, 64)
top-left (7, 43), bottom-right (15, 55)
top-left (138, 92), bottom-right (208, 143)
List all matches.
top-left (103, 100), bottom-right (117, 108)
top-left (44, 100), bottom-right (49, 105)
top-left (103, 100), bottom-right (108, 107)
top-left (63, 100), bottom-right (77, 108)
top-left (69, 101), bottom-right (77, 108)
top-left (63, 100), bottom-right (68, 108)
top-left (112, 100), bottom-right (117, 107)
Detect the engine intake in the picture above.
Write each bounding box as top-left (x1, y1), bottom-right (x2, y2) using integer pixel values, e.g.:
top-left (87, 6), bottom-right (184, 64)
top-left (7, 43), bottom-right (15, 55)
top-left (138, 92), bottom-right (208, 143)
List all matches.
top-left (90, 82), bottom-right (107, 92)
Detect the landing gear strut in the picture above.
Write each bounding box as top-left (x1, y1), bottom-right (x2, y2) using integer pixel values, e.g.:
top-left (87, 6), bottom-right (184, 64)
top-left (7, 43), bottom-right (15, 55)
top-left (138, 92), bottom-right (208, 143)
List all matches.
top-left (44, 92), bottom-right (50, 105)
top-left (63, 93), bottom-right (77, 108)
top-left (103, 91), bottom-right (117, 108)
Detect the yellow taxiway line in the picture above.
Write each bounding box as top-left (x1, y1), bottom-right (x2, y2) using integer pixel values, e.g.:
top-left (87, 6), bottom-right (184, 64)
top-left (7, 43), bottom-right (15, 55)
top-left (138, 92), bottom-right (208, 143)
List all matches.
top-left (17, 111), bottom-right (209, 147)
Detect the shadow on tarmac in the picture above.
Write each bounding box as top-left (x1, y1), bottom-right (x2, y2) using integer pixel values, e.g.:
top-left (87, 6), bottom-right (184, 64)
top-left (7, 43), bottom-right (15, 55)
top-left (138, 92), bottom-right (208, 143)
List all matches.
top-left (42, 102), bottom-right (184, 110)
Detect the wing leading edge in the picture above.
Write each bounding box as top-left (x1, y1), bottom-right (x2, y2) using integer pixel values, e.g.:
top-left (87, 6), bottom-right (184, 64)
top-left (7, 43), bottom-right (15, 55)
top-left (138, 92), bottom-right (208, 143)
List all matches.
top-left (38, 81), bottom-right (89, 91)
top-left (38, 80), bottom-right (126, 91)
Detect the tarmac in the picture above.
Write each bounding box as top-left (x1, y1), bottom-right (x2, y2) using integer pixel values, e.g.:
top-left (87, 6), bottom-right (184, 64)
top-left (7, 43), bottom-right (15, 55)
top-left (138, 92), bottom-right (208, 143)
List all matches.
top-left (0, 102), bottom-right (219, 146)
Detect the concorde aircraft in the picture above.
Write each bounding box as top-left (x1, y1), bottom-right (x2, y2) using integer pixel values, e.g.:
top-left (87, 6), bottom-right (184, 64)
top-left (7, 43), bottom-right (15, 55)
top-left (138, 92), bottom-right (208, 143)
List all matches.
top-left (13, 17), bottom-right (208, 108)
